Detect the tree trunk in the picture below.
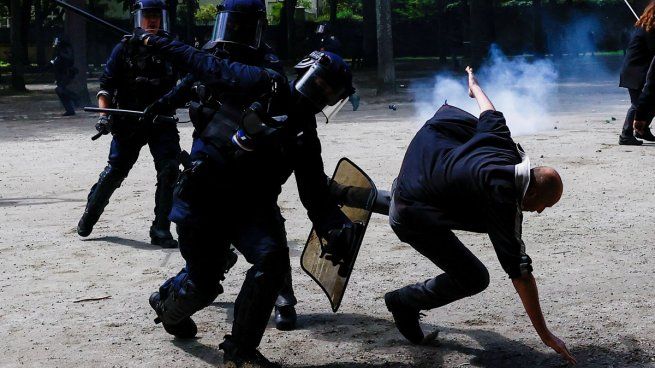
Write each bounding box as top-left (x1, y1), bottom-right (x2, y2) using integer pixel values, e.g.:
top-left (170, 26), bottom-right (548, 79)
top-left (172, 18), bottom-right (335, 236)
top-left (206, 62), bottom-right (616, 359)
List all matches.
top-left (436, 0), bottom-right (445, 61)
top-left (65, 0), bottom-right (91, 105)
top-left (35, 0), bottom-right (47, 67)
top-left (469, 0), bottom-right (494, 65)
top-left (329, 0), bottom-right (337, 24)
top-left (9, 0), bottom-right (26, 91)
top-left (19, 0), bottom-right (32, 65)
top-left (362, 0), bottom-right (376, 67)
top-left (168, 0), bottom-right (178, 35)
top-left (533, 0), bottom-right (545, 55)
top-left (286, 0), bottom-right (298, 58)
top-left (185, 0), bottom-right (196, 43)
top-left (375, 0), bottom-right (394, 94)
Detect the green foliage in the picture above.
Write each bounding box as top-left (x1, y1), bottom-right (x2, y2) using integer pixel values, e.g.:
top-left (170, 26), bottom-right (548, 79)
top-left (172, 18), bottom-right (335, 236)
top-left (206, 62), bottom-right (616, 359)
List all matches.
top-left (195, 3), bottom-right (216, 25)
top-left (268, 2), bottom-right (283, 25)
top-left (0, 60), bottom-right (9, 68)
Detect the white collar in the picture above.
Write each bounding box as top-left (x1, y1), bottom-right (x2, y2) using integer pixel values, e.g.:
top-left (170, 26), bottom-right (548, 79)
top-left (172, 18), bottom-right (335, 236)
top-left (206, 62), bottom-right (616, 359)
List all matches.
top-left (514, 144), bottom-right (531, 201)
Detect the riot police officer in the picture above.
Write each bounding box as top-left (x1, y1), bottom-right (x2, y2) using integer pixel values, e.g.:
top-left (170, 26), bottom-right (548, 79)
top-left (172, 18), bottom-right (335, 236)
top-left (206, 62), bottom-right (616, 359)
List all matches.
top-left (76, 0), bottom-right (181, 248)
top-left (144, 0), bottom-right (300, 331)
top-left (51, 36), bottom-right (78, 116)
top-left (136, 29), bottom-right (357, 367)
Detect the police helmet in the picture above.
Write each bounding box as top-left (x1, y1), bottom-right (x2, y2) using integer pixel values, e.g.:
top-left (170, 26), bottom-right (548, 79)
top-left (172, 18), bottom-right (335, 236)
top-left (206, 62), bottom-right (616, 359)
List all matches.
top-left (294, 51), bottom-right (355, 117)
top-left (209, 0), bottom-right (267, 50)
top-left (132, 0), bottom-right (169, 33)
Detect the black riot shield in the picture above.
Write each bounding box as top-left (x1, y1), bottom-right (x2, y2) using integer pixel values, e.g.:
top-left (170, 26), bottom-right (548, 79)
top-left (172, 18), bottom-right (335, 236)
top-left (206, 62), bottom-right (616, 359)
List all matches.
top-left (301, 158), bottom-right (377, 312)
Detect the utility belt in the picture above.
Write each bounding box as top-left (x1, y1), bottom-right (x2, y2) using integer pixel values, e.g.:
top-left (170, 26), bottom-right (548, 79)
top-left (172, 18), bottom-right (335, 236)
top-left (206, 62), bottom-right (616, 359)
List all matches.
top-left (189, 101), bottom-right (243, 160)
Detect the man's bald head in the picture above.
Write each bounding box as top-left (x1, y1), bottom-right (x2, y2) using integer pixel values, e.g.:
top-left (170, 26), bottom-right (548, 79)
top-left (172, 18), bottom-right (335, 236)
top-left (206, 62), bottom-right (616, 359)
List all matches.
top-left (522, 166), bottom-right (563, 213)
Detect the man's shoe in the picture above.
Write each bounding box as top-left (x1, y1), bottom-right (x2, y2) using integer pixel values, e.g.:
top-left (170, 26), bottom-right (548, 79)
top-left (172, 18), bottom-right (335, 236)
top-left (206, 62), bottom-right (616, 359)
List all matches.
top-left (635, 128), bottom-right (655, 142)
top-left (384, 290), bottom-right (424, 344)
top-left (619, 134), bottom-right (643, 146)
top-left (149, 292), bottom-right (197, 339)
top-left (219, 336), bottom-right (281, 368)
top-left (62, 111), bottom-right (75, 116)
top-left (150, 228), bottom-right (178, 248)
top-left (274, 305), bottom-right (297, 331)
top-left (77, 216), bottom-right (93, 237)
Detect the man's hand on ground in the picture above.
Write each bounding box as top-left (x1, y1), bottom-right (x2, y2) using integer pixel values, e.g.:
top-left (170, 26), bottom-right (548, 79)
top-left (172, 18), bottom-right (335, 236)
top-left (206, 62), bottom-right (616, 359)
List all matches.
top-left (543, 332), bottom-right (577, 365)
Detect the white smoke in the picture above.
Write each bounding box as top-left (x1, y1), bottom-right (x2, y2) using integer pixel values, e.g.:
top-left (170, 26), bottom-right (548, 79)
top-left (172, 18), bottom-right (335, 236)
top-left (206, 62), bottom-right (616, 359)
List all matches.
top-left (414, 45), bottom-right (558, 136)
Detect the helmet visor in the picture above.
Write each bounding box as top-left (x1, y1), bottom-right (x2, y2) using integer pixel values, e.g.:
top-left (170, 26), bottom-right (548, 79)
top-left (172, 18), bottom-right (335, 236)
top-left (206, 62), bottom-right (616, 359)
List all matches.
top-left (321, 96), bottom-right (349, 120)
top-left (134, 9), bottom-right (169, 33)
top-left (295, 63), bottom-right (347, 110)
top-left (211, 11), bottom-right (264, 49)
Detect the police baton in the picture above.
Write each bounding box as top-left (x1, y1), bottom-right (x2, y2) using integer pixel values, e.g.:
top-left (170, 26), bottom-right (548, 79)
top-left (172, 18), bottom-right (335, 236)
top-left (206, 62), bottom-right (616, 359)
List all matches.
top-left (51, 0), bottom-right (130, 35)
top-left (84, 107), bottom-right (179, 140)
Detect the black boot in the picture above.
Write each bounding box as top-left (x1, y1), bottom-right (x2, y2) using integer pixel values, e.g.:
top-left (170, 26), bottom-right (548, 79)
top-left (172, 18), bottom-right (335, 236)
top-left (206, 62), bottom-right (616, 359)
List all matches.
top-left (274, 305), bottom-right (297, 331)
top-left (384, 290), bottom-right (424, 344)
top-left (150, 159), bottom-right (180, 248)
top-left (220, 335), bottom-right (281, 368)
top-left (619, 134), bottom-right (643, 146)
top-left (149, 292), bottom-right (197, 339)
top-left (274, 269), bottom-right (297, 331)
top-left (149, 272), bottom-right (222, 339)
top-left (77, 166), bottom-right (125, 237)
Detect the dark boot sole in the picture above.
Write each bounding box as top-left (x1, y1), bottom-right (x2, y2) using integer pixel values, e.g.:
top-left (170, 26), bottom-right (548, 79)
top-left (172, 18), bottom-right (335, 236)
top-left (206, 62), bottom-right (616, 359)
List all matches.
top-left (150, 237), bottom-right (178, 248)
top-left (384, 292), bottom-right (424, 344)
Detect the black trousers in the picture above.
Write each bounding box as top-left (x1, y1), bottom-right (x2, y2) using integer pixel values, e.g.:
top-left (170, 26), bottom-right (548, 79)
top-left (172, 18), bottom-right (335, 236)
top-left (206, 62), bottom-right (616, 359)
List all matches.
top-left (388, 193), bottom-right (489, 311)
top-left (622, 88), bottom-right (654, 136)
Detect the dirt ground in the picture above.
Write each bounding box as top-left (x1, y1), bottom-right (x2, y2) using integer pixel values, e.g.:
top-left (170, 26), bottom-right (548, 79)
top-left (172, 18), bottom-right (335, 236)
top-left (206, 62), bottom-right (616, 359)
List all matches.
top-left (2, 56), bottom-right (655, 368)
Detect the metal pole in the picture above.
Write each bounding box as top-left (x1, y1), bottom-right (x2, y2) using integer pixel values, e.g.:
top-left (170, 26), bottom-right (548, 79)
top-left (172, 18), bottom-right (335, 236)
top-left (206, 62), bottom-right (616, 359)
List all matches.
top-left (623, 0), bottom-right (639, 20)
top-left (52, 0), bottom-right (130, 35)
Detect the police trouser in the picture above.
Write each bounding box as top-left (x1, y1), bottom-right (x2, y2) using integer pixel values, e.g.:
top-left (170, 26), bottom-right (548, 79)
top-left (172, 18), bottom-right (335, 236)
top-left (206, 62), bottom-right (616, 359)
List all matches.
top-left (388, 194), bottom-right (489, 311)
top-left (86, 123), bottom-right (181, 226)
top-left (55, 81), bottom-right (77, 114)
top-left (169, 177), bottom-right (290, 349)
top-left (623, 88), bottom-right (654, 137)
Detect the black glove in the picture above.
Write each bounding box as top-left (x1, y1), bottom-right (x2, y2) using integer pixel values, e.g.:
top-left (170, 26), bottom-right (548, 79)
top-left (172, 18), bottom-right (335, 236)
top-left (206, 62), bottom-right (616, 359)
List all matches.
top-left (320, 222), bottom-right (361, 277)
top-left (129, 27), bottom-right (152, 47)
top-left (95, 115), bottom-right (113, 135)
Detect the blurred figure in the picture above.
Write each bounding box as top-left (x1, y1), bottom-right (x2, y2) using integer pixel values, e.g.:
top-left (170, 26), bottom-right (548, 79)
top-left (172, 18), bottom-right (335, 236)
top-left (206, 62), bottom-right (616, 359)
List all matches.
top-left (619, 0), bottom-right (655, 145)
top-left (51, 36), bottom-right (78, 116)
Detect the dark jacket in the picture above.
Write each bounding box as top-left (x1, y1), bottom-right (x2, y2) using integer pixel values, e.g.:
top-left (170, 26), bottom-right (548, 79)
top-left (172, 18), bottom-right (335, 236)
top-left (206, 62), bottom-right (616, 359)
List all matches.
top-left (394, 104), bottom-right (532, 279)
top-left (147, 35), bottom-right (348, 234)
top-left (98, 34), bottom-right (179, 112)
top-left (620, 26), bottom-right (655, 90)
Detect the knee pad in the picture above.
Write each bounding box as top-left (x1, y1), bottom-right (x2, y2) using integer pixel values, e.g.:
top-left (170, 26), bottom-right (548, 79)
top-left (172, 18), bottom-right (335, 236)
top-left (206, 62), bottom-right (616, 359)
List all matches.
top-left (158, 270), bottom-right (221, 325)
top-left (100, 165), bottom-right (128, 186)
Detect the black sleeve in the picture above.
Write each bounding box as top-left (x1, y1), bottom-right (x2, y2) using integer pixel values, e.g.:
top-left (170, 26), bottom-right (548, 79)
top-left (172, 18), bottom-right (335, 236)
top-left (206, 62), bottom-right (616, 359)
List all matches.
top-left (292, 123), bottom-right (350, 236)
top-left (476, 110), bottom-right (512, 138)
top-left (147, 35), bottom-right (276, 96)
top-left (635, 56), bottom-right (655, 121)
top-left (159, 73), bottom-right (195, 109)
top-left (486, 202), bottom-right (533, 279)
top-left (98, 43), bottom-right (125, 99)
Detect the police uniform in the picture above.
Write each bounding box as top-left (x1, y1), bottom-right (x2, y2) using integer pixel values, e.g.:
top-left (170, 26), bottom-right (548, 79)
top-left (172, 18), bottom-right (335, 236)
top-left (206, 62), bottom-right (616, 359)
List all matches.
top-left (77, 33), bottom-right (181, 246)
top-left (388, 104), bottom-right (532, 312)
top-left (51, 38), bottom-right (78, 116)
top-left (144, 35), bottom-right (350, 360)
top-left (619, 26), bottom-right (655, 141)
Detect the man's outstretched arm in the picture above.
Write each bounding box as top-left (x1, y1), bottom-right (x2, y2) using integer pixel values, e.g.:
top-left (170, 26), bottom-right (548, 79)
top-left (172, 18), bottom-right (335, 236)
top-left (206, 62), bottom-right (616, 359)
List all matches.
top-left (466, 66), bottom-right (495, 113)
top-left (512, 273), bottom-right (577, 365)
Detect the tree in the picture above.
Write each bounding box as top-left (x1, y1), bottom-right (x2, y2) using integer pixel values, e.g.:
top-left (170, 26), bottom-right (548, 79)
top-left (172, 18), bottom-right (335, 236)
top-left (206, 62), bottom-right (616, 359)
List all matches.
top-left (469, 0), bottom-right (494, 65)
top-left (65, 0), bottom-right (91, 105)
top-left (376, 0), bottom-right (395, 94)
top-left (9, 0), bottom-right (26, 91)
top-left (362, 0), bottom-right (377, 66)
top-left (533, 0), bottom-right (546, 55)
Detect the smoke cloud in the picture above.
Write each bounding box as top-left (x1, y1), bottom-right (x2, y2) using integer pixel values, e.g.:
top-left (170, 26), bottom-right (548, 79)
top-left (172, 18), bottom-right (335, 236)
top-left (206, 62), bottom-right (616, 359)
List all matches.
top-left (414, 45), bottom-right (558, 136)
